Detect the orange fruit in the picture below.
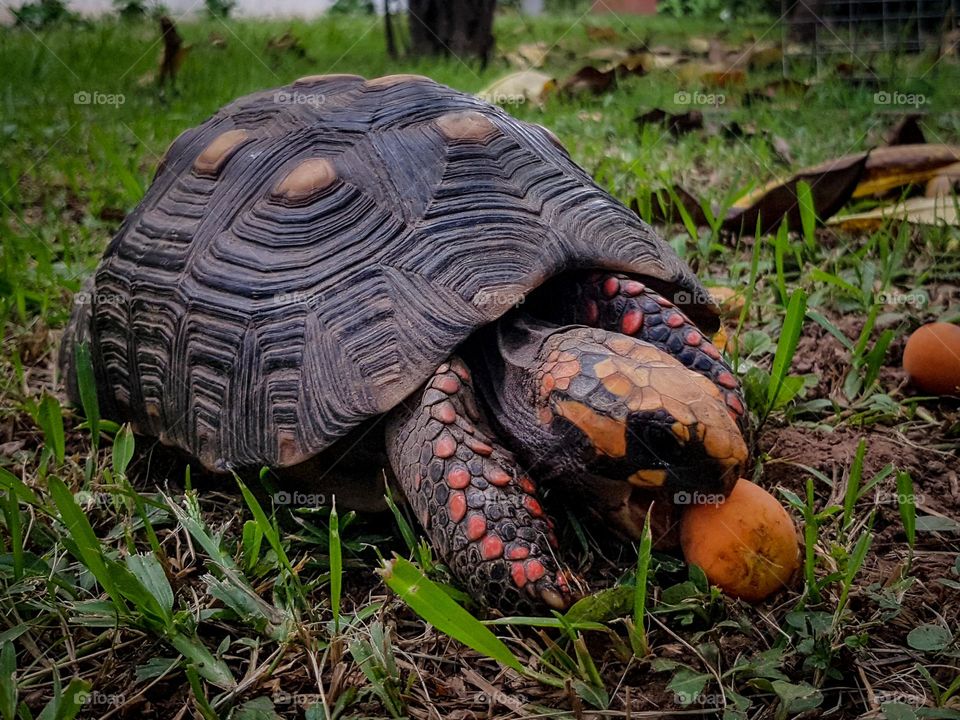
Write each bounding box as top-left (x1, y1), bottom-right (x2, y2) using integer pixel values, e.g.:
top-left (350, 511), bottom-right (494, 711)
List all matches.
top-left (680, 479), bottom-right (800, 602)
top-left (902, 322), bottom-right (960, 396)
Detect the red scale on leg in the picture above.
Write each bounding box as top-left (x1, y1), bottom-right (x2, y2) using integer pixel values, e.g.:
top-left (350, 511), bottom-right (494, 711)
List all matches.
top-left (525, 560), bottom-right (546, 582)
top-left (434, 432), bottom-right (457, 459)
top-left (519, 476), bottom-right (536, 494)
top-left (621, 309), bottom-right (644, 335)
top-left (465, 436), bottom-right (493, 457)
top-left (666, 312), bottom-right (685, 328)
top-left (448, 492), bottom-right (466, 523)
top-left (602, 276), bottom-right (620, 298)
top-left (716, 371), bottom-right (738, 389)
top-left (511, 562), bottom-right (527, 588)
top-left (622, 280), bottom-right (645, 297)
top-left (524, 496), bottom-right (544, 518)
top-left (685, 330), bottom-right (702, 346)
top-left (506, 543), bottom-right (530, 560)
top-left (701, 342), bottom-right (721, 360)
top-left (433, 374), bottom-right (460, 394)
top-left (450, 358), bottom-right (472, 383)
top-left (480, 534), bottom-right (504, 560)
top-left (466, 513), bottom-right (487, 541)
top-left (484, 463), bottom-right (512, 487)
top-left (432, 401), bottom-right (457, 424)
top-left (446, 465), bottom-right (470, 489)
top-left (725, 393), bottom-right (745, 415)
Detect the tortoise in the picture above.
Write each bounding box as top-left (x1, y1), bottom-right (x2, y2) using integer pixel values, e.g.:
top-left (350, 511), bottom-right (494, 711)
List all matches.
top-left (60, 73), bottom-right (749, 612)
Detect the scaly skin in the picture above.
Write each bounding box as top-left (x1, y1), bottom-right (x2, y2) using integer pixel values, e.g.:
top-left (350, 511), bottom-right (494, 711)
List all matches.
top-left (557, 273), bottom-right (746, 425)
top-left (385, 357), bottom-right (576, 612)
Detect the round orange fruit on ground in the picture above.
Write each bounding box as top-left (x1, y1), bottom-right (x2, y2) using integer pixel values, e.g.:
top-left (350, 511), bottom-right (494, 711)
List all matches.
top-left (902, 322), bottom-right (960, 396)
top-left (680, 479), bottom-right (800, 602)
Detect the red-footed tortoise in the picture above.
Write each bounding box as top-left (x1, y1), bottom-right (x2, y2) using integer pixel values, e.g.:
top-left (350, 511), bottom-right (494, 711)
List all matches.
top-left (60, 73), bottom-right (748, 613)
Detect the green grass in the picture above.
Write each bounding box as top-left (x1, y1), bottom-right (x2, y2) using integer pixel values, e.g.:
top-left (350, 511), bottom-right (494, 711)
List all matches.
top-left (2, 8), bottom-right (960, 719)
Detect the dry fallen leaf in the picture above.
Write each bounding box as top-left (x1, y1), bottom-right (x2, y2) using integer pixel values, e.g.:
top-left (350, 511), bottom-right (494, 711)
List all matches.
top-left (476, 71), bottom-right (555, 105)
top-left (925, 162), bottom-right (960, 197)
top-left (725, 152), bottom-right (870, 234)
top-left (829, 195), bottom-right (959, 231)
top-left (852, 144), bottom-right (960, 198)
top-left (560, 65), bottom-right (616, 95)
top-left (585, 25), bottom-right (620, 42)
top-left (503, 41), bottom-right (550, 68)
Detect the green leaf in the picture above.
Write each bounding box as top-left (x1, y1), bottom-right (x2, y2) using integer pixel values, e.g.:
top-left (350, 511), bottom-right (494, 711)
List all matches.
top-left (379, 556), bottom-right (523, 672)
top-left (667, 668), bottom-right (710, 705)
top-left (112, 424), bottom-right (135, 478)
top-left (564, 586), bottom-right (632, 624)
top-left (771, 679), bottom-right (823, 713)
top-left (170, 632), bottom-right (236, 690)
top-left (906, 624), bottom-right (953, 652)
top-left (125, 553), bottom-right (174, 621)
top-left (916, 516), bottom-right (960, 533)
top-left (796, 180), bottom-right (816, 250)
top-left (38, 677), bottom-right (90, 720)
top-left (882, 702), bottom-right (919, 720)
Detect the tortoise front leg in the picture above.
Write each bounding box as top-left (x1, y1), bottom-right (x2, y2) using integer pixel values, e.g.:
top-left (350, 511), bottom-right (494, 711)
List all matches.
top-left (386, 357), bottom-right (576, 612)
top-left (566, 273), bottom-right (746, 423)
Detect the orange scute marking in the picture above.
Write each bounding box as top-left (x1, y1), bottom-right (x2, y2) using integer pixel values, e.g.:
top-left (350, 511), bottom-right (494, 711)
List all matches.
top-left (554, 400), bottom-right (627, 457)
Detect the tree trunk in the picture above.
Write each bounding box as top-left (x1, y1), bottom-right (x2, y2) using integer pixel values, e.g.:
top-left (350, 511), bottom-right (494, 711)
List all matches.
top-left (408, 0), bottom-right (496, 66)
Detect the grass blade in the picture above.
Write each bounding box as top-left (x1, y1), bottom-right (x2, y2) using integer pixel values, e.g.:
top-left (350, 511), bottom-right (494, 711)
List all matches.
top-left (73, 342), bottom-right (100, 449)
top-left (329, 499), bottom-right (342, 634)
top-left (379, 556), bottom-right (524, 672)
top-left (767, 288), bottom-right (807, 412)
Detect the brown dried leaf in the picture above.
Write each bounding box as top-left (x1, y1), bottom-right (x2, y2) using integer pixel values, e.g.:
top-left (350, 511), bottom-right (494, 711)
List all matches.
top-left (560, 65), bottom-right (616, 95)
top-left (828, 195), bottom-right (959, 231)
top-left (853, 144), bottom-right (960, 198)
top-left (634, 108), bottom-right (704, 136)
top-left (724, 152), bottom-right (869, 234)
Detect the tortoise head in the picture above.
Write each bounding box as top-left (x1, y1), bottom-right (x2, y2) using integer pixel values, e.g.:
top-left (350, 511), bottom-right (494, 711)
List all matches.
top-left (477, 316), bottom-right (748, 538)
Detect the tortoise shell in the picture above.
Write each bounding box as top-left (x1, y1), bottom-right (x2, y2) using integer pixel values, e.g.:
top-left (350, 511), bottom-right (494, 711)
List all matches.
top-left (62, 74), bottom-right (719, 472)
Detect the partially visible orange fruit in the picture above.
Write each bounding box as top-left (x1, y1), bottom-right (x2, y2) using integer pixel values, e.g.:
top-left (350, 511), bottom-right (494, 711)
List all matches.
top-left (680, 479), bottom-right (800, 602)
top-left (903, 322), bottom-right (960, 396)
